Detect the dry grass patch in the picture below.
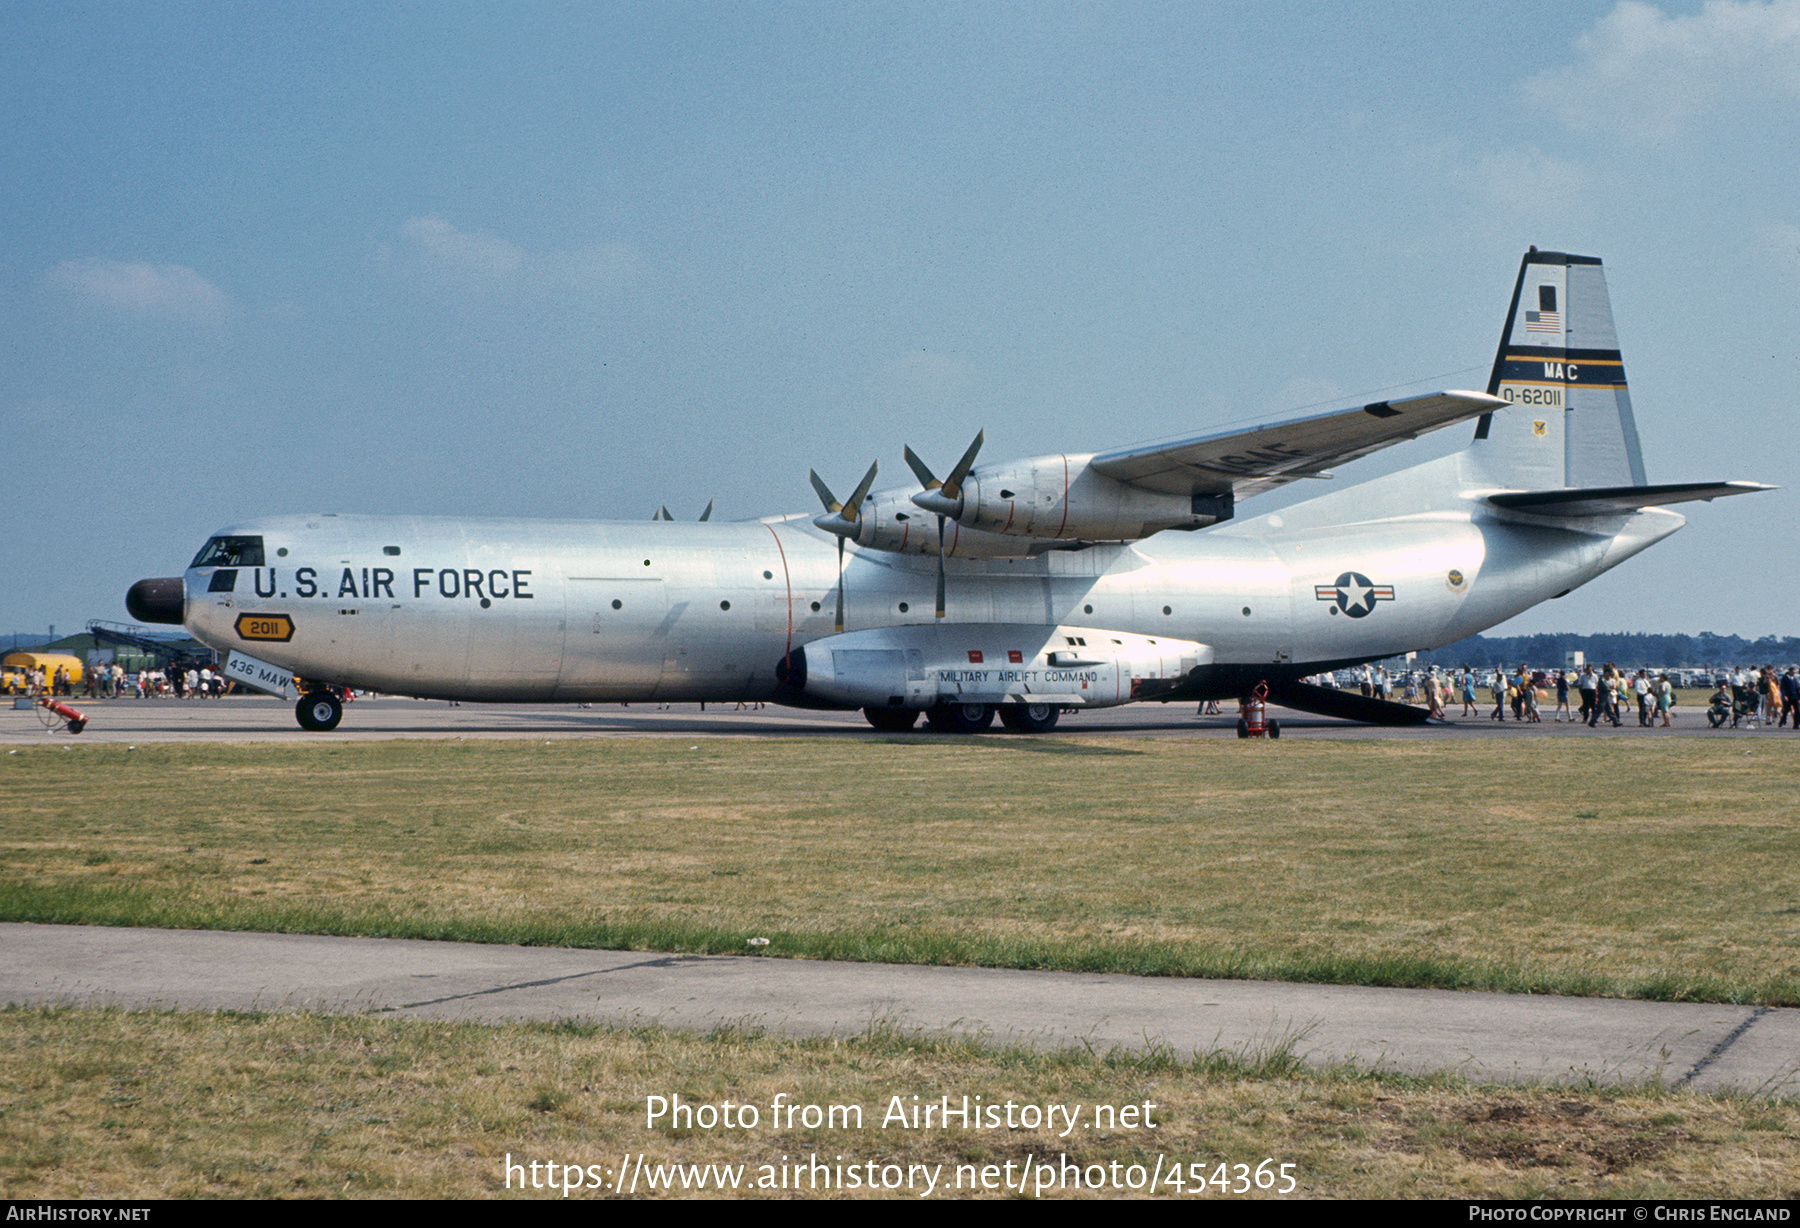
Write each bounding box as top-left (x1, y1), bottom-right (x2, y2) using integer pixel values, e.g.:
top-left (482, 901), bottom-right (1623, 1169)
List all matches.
top-left (3, 737), bottom-right (1797, 1000)
top-left (1, 1006), bottom-right (1796, 1199)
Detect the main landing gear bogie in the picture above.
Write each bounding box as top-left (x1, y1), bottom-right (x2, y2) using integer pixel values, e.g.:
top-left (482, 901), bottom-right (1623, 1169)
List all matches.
top-left (866, 701), bottom-right (1064, 734)
top-left (295, 690), bottom-right (344, 732)
top-left (997, 702), bottom-right (1060, 733)
top-left (926, 702), bottom-right (996, 734)
top-left (892, 701), bottom-right (1066, 734)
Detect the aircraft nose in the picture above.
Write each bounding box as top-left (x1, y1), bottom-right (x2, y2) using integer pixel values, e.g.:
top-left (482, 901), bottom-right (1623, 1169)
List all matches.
top-left (126, 577), bottom-right (186, 625)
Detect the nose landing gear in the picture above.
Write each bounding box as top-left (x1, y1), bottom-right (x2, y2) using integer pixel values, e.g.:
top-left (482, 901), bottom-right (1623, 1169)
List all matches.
top-left (295, 689), bottom-right (344, 732)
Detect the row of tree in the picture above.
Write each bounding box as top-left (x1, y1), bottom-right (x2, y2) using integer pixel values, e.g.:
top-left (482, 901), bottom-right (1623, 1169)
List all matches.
top-left (1413, 631), bottom-right (1799, 670)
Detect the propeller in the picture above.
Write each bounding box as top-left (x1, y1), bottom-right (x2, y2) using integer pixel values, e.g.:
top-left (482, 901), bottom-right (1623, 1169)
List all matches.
top-left (657, 502), bottom-right (714, 521)
top-left (905, 430), bottom-right (983, 519)
top-left (903, 431), bottom-right (983, 619)
top-left (808, 460), bottom-right (879, 632)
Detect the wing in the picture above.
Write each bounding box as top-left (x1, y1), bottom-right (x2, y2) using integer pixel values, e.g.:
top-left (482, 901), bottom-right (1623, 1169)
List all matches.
top-left (1088, 390), bottom-right (1506, 500)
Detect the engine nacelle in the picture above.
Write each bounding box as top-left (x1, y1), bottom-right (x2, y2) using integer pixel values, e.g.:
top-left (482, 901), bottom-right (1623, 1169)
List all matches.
top-left (955, 456), bottom-right (1232, 541)
top-left (824, 490), bottom-right (1079, 559)
top-left (787, 623), bottom-right (1212, 710)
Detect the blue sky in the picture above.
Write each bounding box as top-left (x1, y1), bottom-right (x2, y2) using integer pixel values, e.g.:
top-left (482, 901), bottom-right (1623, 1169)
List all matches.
top-left (3, 1), bottom-right (1795, 640)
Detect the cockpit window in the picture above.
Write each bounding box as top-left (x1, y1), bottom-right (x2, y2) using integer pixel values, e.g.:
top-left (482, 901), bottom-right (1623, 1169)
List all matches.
top-left (190, 536), bottom-right (266, 568)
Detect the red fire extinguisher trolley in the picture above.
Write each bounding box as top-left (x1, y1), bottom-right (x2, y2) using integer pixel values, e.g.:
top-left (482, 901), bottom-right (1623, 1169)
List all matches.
top-left (1236, 681), bottom-right (1280, 739)
top-left (37, 696), bottom-right (88, 735)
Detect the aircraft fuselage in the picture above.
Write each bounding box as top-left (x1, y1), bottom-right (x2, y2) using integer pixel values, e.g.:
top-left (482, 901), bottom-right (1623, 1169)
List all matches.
top-left (174, 498), bottom-right (1675, 706)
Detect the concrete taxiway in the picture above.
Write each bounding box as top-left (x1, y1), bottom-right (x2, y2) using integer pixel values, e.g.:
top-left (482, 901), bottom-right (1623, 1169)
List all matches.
top-left (4, 923), bottom-right (1796, 1096)
top-left (6, 692), bottom-right (1775, 743)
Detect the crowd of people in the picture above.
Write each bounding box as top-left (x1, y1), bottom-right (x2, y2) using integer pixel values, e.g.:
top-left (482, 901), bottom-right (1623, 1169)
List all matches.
top-left (1519, 664), bottom-right (1677, 727)
top-left (1314, 661), bottom-right (1800, 729)
top-left (37, 662), bottom-right (235, 700)
top-left (8, 663), bottom-right (75, 697)
top-left (1711, 665), bottom-right (1800, 730)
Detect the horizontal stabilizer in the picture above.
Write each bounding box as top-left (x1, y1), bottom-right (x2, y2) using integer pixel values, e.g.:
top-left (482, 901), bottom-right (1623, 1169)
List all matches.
top-left (1487, 481), bottom-right (1774, 517)
top-left (1265, 680), bottom-right (1433, 726)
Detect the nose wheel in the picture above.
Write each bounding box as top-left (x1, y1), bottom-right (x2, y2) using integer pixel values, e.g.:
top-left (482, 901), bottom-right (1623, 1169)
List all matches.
top-left (295, 690), bottom-right (344, 732)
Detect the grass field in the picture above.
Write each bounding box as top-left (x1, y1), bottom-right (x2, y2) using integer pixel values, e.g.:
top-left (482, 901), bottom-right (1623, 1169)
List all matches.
top-left (3, 1005), bottom-right (1796, 1199)
top-left (4, 735), bottom-right (1797, 1003)
top-left (5, 733), bottom-right (1799, 1199)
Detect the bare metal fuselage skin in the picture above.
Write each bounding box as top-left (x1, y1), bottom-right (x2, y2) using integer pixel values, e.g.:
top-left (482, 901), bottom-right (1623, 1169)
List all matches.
top-left (178, 452), bottom-right (1681, 706)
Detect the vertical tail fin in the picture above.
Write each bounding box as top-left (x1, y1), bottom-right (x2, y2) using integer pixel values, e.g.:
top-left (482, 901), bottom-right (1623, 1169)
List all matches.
top-left (1470, 250), bottom-right (1647, 489)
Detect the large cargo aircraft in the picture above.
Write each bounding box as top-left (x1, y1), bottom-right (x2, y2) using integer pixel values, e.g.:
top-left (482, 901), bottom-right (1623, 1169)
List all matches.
top-left (128, 250), bottom-right (1768, 732)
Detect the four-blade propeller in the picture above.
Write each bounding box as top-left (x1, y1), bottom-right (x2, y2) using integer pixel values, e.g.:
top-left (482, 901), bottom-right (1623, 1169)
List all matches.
top-left (904, 430), bottom-right (983, 521)
top-left (902, 431), bottom-right (983, 618)
top-left (808, 460), bottom-right (880, 632)
top-left (653, 435), bottom-right (988, 631)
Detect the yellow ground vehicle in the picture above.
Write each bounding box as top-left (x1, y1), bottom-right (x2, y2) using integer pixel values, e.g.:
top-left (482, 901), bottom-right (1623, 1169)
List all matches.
top-left (1, 652), bottom-right (85, 694)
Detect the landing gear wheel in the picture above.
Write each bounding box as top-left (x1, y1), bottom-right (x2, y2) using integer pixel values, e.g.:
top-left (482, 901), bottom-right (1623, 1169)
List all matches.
top-left (863, 707), bottom-right (919, 731)
top-left (296, 690), bottom-right (343, 732)
top-left (998, 702), bottom-right (1060, 733)
top-left (926, 702), bottom-right (994, 734)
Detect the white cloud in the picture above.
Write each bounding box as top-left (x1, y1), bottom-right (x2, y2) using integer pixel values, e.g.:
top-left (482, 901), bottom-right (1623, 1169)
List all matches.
top-left (396, 216), bottom-right (643, 291)
top-left (1452, 145), bottom-right (1592, 217)
top-left (400, 215), bottom-right (526, 278)
top-left (46, 257), bottom-right (230, 319)
top-left (1525, 0), bottom-right (1800, 140)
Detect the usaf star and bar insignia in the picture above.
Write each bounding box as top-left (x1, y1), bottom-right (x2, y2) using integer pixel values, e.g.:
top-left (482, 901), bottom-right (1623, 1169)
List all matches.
top-left (1315, 571), bottom-right (1395, 618)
